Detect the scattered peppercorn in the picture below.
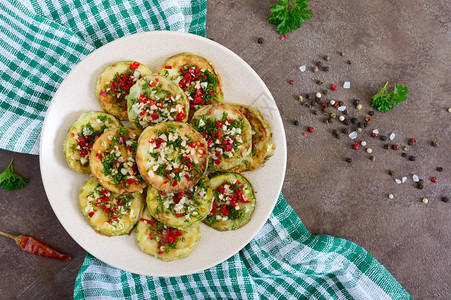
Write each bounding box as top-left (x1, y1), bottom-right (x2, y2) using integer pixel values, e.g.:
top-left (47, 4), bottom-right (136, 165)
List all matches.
top-left (380, 136), bottom-right (387, 141)
top-left (333, 102), bottom-right (339, 108)
top-left (346, 157), bottom-right (352, 163)
top-left (356, 104), bottom-right (362, 110)
top-left (353, 99), bottom-right (360, 105)
top-left (298, 96), bottom-right (304, 102)
top-left (330, 100), bottom-right (336, 105)
top-left (306, 93), bottom-right (312, 99)
top-left (342, 128), bottom-right (350, 134)
top-left (421, 198), bottom-right (428, 204)
top-left (324, 55), bottom-right (330, 61)
top-left (346, 60), bottom-right (352, 65)
top-left (388, 170), bottom-right (395, 176)
top-left (312, 66), bottom-right (319, 73)
top-left (339, 51), bottom-right (345, 56)
top-left (342, 110), bottom-right (348, 115)
top-left (257, 37), bottom-right (264, 44)
top-left (351, 117), bottom-right (358, 124)
top-left (437, 167), bottom-right (443, 172)
top-left (315, 61), bottom-right (322, 66)
top-left (343, 119), bottom-right (351, 125)
top-left (368, 111), bottom-right (375, 116)
top-left (294, 120), bottom-right (299, 126)
top-left (388, 194), bottom-right (394, 199)
top-left (371, 133), bottom-right (378, 138)
top-left (400, 152), bottom-right (407, 158)
top-left (358, 122), bottom-right (365, 128)
top-left (384, 144), bottom-right (389, 149)
top-left (408, 156), bottom-right (416, 161)
top-left (366, 148), bottom-right (373, 154)
top-left (403, 146), bottom-right (409, 151)
top-left (317, 80), bottom-right (323, 85)
top-left (323, 118), bottom-right (330, 124)
top-left (417, 182), bottom-right (424, 190)
top-left (339, 116), bottom-right (345, 122)
top-left (308, 126), bottom-right (314, 133)
top-left (289, 80), bottom-right (295, 85)
top-left (365, 116), bottom-right (372, 123)
top-left (431, 177), bottom-right (437, 183)
top-left (331, 84), bottom-right (337, 91)
top-left (441, 197), bottom-right (449, 203)
top-left (361, 141), bottom-right (367, 146)
top-left (339, 101), bottom-right (345, 106)
top-left (370, 156), bottom-right (376, 161)
top-left (323, 90), bottom-right (328, 95)
top-left (316, 92), bottom-right (322, 98)
top-left (431, 141), bottom-right (439, 147)
top-left (392, 145), bottom-right (399, 150)
top-left (330, 113), bottom-right (336, 118)
top-left (408, 138), bottom-right (416, 145)
top-left (322, 66), bottom-right (329, 72)
top-left (335, 134), bottom-right (341, 139)
top-left (356, 127), bottom-right (363, 133)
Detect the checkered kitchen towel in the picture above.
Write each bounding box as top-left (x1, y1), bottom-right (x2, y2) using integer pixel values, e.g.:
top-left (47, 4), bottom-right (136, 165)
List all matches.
top-left (1, 1), bottom-right (411, 299)
top-left (0, 0), bottom-right (206, 154)
top-left (74, 194), bottom-right (411, 299)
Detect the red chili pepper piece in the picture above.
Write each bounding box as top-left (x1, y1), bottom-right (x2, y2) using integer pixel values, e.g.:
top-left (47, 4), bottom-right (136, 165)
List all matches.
top-left (221, 205), bottom-right (230, 216)
top-left (331, 84), bottom-right (338, 91)
top-left (431, 177), bottom-right (437, 183)
top-left (164, 65), bottom-right (172, 69)
top-left (0, 231), bottom-right (71, 261)
top-left (208, 202), bottom-right (217, 216)
top-left (307, 127), bottom-right (314, 133)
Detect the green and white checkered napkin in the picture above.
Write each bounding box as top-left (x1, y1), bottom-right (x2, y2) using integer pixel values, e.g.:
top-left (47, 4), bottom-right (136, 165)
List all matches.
top-left (1, 1), bottom-right (411, 299)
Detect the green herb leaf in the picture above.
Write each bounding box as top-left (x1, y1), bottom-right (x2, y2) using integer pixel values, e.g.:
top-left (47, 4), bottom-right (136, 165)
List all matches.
top-left (0, 159), bottom-right (29, 191)
top-left (268, 0), bottom-right (312, 35)
top-left (371, 82), bottom-right (409, 113)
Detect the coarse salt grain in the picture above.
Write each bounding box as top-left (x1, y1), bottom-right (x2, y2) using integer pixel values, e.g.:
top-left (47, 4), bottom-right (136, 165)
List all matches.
top-left (373, 129), bottom-right (379, 134)
top-left (349, 131), bottom-right (357, 139)
top-left (412, 174), bottom-right (419, 182)
top-left (299, 65), bottom-right (306, 72)
top-left (402, 177), bottom-right (407, 183)
top-left (389, 133), bottom-right (396, 140)
top-left (343, 82), bottom-right (350, 89)
top-left (337, 106), bottom-right (346, 111)
top-left (395, 179), bottom-right (402, 184)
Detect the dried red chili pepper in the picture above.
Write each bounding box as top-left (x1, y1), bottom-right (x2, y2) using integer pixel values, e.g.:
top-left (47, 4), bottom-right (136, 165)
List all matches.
top-left (0, 231), bottom-right (71, 261)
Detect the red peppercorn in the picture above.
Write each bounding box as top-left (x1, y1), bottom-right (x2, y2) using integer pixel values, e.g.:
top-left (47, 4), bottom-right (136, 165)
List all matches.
top-left (392, 145), bottom-right (399, 150)
top-left (431, 177), bottom-right (437, 183)
top-left (331, 84), bottom-right (337, 91)
top-left (334, 103), bottom-right (339, 108)
top-left (280, 34), bottom-right (289, 40)
top-left (371, 133), bottom-right (378, 138)
top-left (307, 126), bottom-right (314, 133)
top-left (409, 138), bottom-right (416, 143)
top-left (289, 80), bottom-right (295, 85)
top-left (352, 143), bottom-right (360, 150)
top-left (321, 103), bottom-right (327, 107)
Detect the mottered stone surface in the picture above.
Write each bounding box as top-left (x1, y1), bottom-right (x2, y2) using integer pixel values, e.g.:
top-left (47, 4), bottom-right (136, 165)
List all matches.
top-left (0, 0), bottom-right (449, 298)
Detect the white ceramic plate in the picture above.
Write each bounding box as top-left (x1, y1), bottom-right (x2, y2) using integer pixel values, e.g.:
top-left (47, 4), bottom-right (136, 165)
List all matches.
top-left (40, 31), bottom-right (286, 277)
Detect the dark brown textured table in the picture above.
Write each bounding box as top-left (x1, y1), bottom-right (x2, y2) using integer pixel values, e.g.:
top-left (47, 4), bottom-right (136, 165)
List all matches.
top-left (0, 1), bottom-right (449, 299)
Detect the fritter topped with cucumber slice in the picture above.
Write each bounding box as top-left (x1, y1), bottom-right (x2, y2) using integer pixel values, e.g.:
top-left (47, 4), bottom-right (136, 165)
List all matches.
top-left (64, 112), bottom-right (122, 173)
top-left (228, 104), bottom-right (275, 172)
top-left (135, 208), bottom-right (200, 262)
top-left (96, 61), bottom-right (152, 120)
top-left (158, 53), bottom-right (223, 113)
top-left (191, 104), bottom-right (252, 172)
top-left (146, 175), bottom-right (213, 227)
top-left (203, 173), bottom-right (256, 231)
top-left (136, 122), bottom-right (208, 193)
top-left (127, 75), bottom-right (189, 130)
top-left (79, 177), bottom-right (144, 236)
top-left (90, 127), bottom-right (146, 194)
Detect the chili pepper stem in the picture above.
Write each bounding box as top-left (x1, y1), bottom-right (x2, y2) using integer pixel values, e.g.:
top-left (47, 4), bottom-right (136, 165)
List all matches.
top-left (0, 230), bottom-right (22, 246)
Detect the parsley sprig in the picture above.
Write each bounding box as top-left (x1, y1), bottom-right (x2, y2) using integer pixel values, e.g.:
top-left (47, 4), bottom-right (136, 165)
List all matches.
top-left (268, 0), bottom-right (312, 35)
top-left (371, 82), bottom-right (409, 113)
top-left (0, 159), bottom-right (29, 191)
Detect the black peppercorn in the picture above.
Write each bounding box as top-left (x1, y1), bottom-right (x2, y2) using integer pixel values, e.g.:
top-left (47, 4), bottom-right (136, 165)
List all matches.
top-left (313, 111), bottom-right (319, 115)
top-left (342, 128), bottom-right (350, 134)
top-left (380, 136), bottom-right (387, 141)
top-left (441, 197), bottom-right (449, 203)
top-left (431, 141), bottom-right (439, 147)
top-left (368, 111), bottom-right (375, 116)
top-left (353, 99), bottom-right (360, 105)
top-left (324, 55), bottom-right (330, 61)
top-left (317, 80), bottom-right (323, 85)
top-left (346, 157), bottom-right (352, 163)
top-left (417, 182), bottom-right (424, 190)
top-left (294, 120), bottom-right (299, 126)
top-left (388, 170), bottom-right (395, 176)
top-left (437, 167), bottom-right (443, 172)
top-left (342, 110), bottom-right (348, 115)
top-left (257, 37), bottom-right (264, 44)
top-left (351, 117), bottom-right (358, 124)
top-left (322, 66), bottom-right (329, 72)
top-left (315, 61), bottom-right (322, 66)
top-left (343, 119), bottom-right (351, 125)
top-left (358, 122), bottom-right (365, 128)
top-left (384, 144), bottom-right (389, 149)
top-left (408, 156), bottom-right (416, 161)
top-left (401, 153), bottom-right (407, 157)
top-left (332, 129), bottom-right (339, 135)
top-left (339, 101), bottom-right (345, 106)
top-left (335, 134), bottom-right (341, 139)
top-left (346, 60), bottom-right (352, 65)
top-left (306, 93), bottom-right (311, 99)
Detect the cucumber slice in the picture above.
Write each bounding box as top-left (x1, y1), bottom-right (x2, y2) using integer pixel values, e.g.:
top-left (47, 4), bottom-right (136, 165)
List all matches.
top-left (127, 75), bottom-right (189, 130)
top-left (146, 175), bottom-right (213, 227)
top-left (157, 52), bottom-right (223, 114)
top-left (203, 173), bottom-right (256, 231)
top-left (96, 61), bottom-right (152, 120)
top-left (135, 208), bottom-right (200, 261)
top-left (228, 104), bottom-right (275, 172)
top-left (64, 112), bottom-right (122, 173)
top-left (191, 104), bottom-right (252, 172)
top-left (79, 177), bottom-right (144, 236)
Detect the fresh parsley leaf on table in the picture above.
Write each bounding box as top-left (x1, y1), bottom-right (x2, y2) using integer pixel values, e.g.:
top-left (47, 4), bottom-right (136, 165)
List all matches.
top-left (371, 82), bottom-right (409, 113)
top-left (268, 0), bottom-right (312, 35)
top-left (0, 159), bottom-right (29, 191)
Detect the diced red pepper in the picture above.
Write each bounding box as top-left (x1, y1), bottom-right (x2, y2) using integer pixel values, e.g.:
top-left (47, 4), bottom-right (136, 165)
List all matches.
top-left (184, 174), bottom-right (191, 181)
top-left (172, 180), bottom-right (178, 187)
top-left (164, 65), bottom-right (172, 69)
top-left (96, 153), bottom-right (103, 160)
top-left (224, 144), bottom-right (232, 152)
top-left (79, 149), bottom-right (87, 157)
top-left (89, 212), bottom-right (95, 218)
top-left (221, 205), bottom-right (229, 216)
top-left (176, 112), bottom-right (186, 121)
top-left (151, 113), bottom-right (159, 120)
top-left (129, 61), bottom-right (140, 70)
top-left (140, 218), bottom-right (156, 226)
top-left (208, 202), bottom-right (217, 216)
